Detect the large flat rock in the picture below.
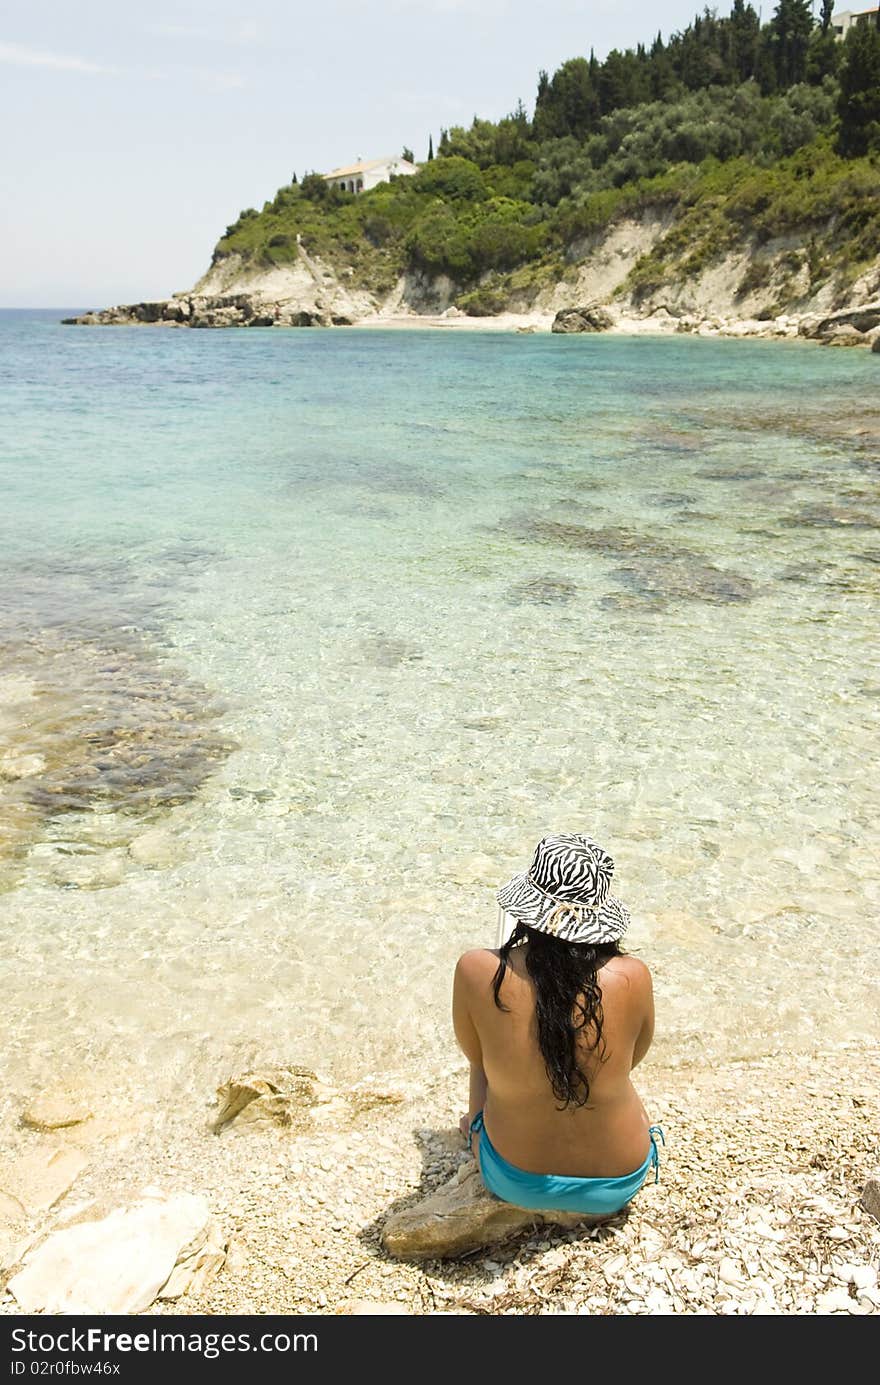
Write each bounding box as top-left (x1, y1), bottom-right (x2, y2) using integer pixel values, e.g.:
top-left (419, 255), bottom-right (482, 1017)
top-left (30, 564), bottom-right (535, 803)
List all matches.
top-left (7, 1191), bottom-right (225, 1314)
top-left (381, 1160), bottom-right (605, 1260)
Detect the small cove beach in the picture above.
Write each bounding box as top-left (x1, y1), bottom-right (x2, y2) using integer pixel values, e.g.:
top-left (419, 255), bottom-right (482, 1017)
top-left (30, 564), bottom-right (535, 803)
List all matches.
top-left (1, 312), bottom-right (878, 1313)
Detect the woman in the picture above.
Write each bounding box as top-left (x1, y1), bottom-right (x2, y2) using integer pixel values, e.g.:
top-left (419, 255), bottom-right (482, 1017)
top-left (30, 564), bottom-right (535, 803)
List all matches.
top-left (452, 832), bottom-right (663, 1218)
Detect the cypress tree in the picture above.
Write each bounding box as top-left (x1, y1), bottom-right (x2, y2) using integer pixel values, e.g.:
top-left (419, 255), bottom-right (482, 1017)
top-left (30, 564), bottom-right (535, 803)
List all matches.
top-left (534, 57), bottom-right (599, 138)
top-left (729, 0), bottom-right (761, 84)
top-left (427, 134), bottom-right (434, 161)
top-left (837, 20), bottom-right (880, 156)
top-left (769, 0), bottom-right (815, 88)
top-left (807, 1), bottom-right (841, 82)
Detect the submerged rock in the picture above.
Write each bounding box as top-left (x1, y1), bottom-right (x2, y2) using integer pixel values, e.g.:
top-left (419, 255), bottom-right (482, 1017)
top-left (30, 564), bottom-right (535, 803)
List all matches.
top-left (7, 1191), bottom-right (225, 1314)
top-left (506, 575), bottom-right (578, 606)
top-left (22, 1091), bottom-right (93, 1132)
top-left (0, 1194), bottom-right (36, 1275)
top-left (0, 558), bottom-right (233, 875)
top-left (0, 1147), bottom-right (88, 1214)
top-left (507, 516), bottom-right (755, 605)
top-left (128, 828), bottom-right (180, 868)
top-left (381, 1159), bottom-right (607, 1260)
top-left (783, 504), bottom-right (880, 530)
top-left (617, 557), bottom-right (756, 605)
top-left (0, 753), bottom-right (47, 781)
top-left (213, 1066), bottom-right (336, 1134)
top-left (360, 635), bottom-right (424, 668)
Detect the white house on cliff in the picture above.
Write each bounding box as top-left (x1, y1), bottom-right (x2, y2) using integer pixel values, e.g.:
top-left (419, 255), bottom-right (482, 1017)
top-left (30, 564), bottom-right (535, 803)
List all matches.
top-left (323, 156), bottom-right (418, 194)
top-left (830, 7), bottom-right (880, 37)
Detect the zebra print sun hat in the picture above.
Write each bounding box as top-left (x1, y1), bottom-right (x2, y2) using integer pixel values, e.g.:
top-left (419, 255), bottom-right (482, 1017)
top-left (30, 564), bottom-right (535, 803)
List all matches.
top-left (496, 832), bottom-right (629, 944)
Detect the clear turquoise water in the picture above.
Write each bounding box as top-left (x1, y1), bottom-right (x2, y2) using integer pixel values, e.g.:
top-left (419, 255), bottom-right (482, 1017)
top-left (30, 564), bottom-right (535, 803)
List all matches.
top-left (1, 310), bottom-right (878, 1099)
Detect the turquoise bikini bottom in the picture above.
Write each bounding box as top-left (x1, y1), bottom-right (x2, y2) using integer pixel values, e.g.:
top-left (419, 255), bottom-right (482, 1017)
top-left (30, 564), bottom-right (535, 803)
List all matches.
top-left (468, 1111), bottom-right (665, 1217)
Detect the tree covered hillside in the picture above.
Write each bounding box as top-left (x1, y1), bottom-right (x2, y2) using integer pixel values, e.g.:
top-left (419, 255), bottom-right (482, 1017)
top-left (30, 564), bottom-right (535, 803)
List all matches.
top-left (213, 3), bottom-right (880, 313)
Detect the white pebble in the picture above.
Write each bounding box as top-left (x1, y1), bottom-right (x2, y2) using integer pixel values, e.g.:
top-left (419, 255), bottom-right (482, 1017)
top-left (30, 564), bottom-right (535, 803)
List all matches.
top-left (601, 1254), bottom-right (627, 1281)
top-left (719, 1257), bottom-right (742, 1286)
top-left (849, 1265), bottom-right (877, 1290)
top-left (815, 1288), bottom-right (856, 1313)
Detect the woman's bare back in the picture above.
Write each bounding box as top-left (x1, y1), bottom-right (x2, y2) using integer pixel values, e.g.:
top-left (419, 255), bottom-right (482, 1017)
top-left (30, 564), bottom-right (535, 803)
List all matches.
top-left (455, 944), bottom-right (654, 1177)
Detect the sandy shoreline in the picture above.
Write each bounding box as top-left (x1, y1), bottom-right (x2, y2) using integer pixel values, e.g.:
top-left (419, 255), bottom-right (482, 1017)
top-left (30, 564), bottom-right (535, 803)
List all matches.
top-left (351, 311), bottom-right (554, 332)
top-left (326, 309), bottom-right (825, 341)
top-left (2, 1044), bottom-right (878, 1316)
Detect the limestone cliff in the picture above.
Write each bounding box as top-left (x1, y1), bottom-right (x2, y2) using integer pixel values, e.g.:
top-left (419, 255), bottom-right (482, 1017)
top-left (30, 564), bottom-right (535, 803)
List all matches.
top-left (64, 207), bottom-right (880, 346)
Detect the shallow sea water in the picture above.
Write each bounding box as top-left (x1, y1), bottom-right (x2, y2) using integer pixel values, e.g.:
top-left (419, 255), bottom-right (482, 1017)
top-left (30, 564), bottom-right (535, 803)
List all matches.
top-left (1, 311), bottom-right (878, 1101)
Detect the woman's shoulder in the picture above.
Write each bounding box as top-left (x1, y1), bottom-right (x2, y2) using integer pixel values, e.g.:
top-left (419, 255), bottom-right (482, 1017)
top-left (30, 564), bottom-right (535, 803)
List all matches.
top-left (455, 947), bottom-right (499, 974)
top-left (453, 948), bottom-right (499, 988)
top-left (601, 952), bottom-right (653, 994)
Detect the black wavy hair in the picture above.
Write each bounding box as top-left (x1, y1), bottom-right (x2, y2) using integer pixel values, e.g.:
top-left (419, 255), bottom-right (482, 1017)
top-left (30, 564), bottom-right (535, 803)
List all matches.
top-left (492, 920), bottom-right (623, 1108)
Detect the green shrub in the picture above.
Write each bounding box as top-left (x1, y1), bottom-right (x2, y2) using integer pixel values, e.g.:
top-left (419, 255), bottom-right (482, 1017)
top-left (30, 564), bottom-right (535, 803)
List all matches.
top-left (411, 157), bottom-right (487, 201)
top-left (457, 287), bottom-right (508, 315)
top-left (300, 172), bottom-right (330, 201)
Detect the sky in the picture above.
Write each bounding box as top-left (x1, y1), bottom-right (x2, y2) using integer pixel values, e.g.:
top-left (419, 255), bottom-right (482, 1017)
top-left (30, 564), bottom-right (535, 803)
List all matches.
top-left (2, 1), bottom-right (746, 307)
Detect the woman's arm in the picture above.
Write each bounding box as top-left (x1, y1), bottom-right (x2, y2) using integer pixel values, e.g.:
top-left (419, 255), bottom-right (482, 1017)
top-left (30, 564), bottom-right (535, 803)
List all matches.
top-left (631, 963), bottom-right (655, 1069)
top-left (453, 952), bottom-right (488, 1125)
top-left (467, 1062), bottom-right (488, 1123)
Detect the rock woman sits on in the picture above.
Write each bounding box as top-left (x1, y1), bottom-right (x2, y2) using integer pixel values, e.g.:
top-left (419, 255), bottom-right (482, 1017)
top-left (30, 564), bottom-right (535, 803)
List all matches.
top-left (453, 832), bottom-right (662, 1220)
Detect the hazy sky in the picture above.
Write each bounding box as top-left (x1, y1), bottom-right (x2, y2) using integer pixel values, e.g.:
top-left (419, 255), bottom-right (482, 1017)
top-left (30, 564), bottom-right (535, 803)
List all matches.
top-left (2, 1), bottom-right (733, 306)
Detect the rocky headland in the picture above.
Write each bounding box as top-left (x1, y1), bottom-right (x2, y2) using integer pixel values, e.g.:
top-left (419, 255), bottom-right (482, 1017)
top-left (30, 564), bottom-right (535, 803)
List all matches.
top-left (62, 211), bottom-right (880, 348)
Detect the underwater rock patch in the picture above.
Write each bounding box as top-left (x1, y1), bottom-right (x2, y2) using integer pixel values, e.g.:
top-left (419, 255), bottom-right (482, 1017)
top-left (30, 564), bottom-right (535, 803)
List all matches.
top-left (0, 557), bottom-right (233, 879)
top-left (645, 492), bottom-right (698, 509)
top-left (616, 558), bottom-right (756, 605)
top-left (597, 593), bottom-right (666, 613)
top-left (782, 504), bottom-right (880, 530)
top-left (505, 515), bottom-right (756, 606)
top-left (640, 426), bottom-right (707, 454)
top-left (775, 561), bottom-right (831, 583)
top-left (512, 518), bottom-right (682, 561)
top-left (699, 464), bottom-right (766, 482)
top-left (287, 458), bottom-right (440, 499)
top-left (506, 575), bottom-right (578, 606)
top-left (360, 635), bottom-right (424, 668)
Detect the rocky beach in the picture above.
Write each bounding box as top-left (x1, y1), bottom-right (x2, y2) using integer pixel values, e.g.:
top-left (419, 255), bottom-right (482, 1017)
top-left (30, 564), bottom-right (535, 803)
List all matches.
top-left (1, 1046), bottom-right (879, 1316)
top-left (60, 291), bottom-right (880, 349)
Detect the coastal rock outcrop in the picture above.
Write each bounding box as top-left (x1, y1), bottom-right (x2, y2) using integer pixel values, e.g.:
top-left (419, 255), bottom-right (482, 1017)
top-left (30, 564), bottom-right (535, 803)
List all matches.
top-left (381, 1159), bottom-right (605, 1260)
top-left (797, 300), bottom-right (880, 346)
top-left (7, 1191), bottom-right (226, 1314)
top-left (551, 303), bottom-right (615, 334)
top-left (62, 295), bottom-right (333, 330)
